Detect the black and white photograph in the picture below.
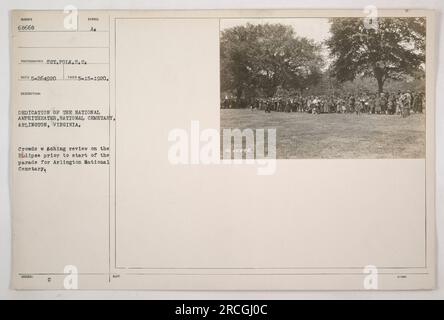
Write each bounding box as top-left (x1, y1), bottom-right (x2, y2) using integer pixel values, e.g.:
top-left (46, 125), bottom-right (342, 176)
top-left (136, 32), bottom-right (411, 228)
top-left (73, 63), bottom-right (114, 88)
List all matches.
top-left (220, 17), bottom-right (426, 159)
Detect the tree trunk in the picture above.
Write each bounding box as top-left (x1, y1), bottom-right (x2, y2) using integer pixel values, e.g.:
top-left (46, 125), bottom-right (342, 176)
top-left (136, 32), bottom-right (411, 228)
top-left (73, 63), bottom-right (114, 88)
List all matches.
top-left (235, 87), bottom-right (243, 108)
top-left (376, 75), bottom-right (384, 95)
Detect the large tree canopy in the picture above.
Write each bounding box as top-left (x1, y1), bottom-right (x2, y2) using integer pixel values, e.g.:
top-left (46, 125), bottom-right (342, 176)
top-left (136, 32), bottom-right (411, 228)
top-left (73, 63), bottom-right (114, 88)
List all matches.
top-left (220, 23), bottom-right (323, 102)
top-left (326, 17), bottom-right (425, 94)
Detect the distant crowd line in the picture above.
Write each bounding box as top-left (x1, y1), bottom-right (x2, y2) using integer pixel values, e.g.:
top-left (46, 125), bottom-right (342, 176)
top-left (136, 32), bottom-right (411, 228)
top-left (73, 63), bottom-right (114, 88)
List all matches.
top-left (221, 91), bottom-right (425, 118)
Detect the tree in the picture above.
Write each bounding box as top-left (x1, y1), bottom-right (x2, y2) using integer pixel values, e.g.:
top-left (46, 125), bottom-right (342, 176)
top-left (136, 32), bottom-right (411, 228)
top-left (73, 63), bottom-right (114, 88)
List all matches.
top-left (326, 17), bottom-right (425, 94)
top-left (220, 23), bottom-right (323, 105)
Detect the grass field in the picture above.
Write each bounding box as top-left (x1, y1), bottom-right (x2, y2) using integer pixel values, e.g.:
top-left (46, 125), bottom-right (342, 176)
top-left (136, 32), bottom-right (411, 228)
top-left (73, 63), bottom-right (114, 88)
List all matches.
top-left (220, 109), bottom-right (426, 159)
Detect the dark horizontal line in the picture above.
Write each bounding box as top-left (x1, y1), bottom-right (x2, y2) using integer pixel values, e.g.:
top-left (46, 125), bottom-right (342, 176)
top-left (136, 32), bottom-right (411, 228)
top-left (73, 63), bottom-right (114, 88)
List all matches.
top-left (125, 272), bottom-right (430, 276)
top-left (18, 46), bottom-right (109, 49)
top-left (19, 273), bottom-right (106, 276)
top-left (19, 62), bottom-right (109, 64)
top-left (18, 30), bottom-right (109, 33)
top-left (18, 80), bottom-right (109, 82)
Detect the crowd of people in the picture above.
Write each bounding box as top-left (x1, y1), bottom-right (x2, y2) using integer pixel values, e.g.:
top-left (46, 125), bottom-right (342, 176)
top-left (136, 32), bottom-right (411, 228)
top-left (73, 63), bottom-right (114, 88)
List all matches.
top-left (221, 91), bottom-right (425, 118)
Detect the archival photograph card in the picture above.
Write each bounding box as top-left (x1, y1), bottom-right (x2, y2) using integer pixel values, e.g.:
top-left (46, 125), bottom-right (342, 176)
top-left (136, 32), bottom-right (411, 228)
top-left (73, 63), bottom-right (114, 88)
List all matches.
top-left (10, 9), bottom-right (436, 290)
